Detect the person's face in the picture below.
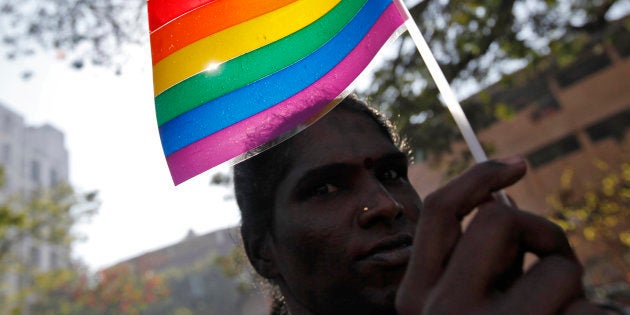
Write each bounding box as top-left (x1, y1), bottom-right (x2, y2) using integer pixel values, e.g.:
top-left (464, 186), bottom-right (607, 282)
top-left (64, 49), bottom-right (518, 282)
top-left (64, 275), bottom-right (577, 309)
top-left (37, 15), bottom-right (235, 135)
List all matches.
top-left (268, 108), bottom-right (422, 314)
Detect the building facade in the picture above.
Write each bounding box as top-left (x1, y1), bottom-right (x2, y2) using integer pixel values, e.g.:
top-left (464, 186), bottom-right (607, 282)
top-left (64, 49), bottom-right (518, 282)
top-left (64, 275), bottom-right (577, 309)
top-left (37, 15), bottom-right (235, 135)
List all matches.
top-left (115, 227), bottom-right (270, 315)
top-left (410, 34), bottom-right (629, 213)
top-left (407, 18), bottom-right (629, 296)
top-left (0, 102), bottom-right (71, 304)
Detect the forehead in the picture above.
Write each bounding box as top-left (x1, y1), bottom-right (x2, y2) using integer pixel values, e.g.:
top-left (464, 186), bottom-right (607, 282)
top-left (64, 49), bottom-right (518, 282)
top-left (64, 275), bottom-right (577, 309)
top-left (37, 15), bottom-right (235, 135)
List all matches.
top-left (288, 109), bottom-right (399, 170)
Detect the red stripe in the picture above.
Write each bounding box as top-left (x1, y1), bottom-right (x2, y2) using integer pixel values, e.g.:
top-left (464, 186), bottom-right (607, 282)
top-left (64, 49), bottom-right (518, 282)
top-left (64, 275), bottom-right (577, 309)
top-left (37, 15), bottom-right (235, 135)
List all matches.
top-left (150, 0), bottom-right (297, 64)
top-left (149, 0), bottom-right (214, 31)
top-left (166, 3), bottom-right (406, 185)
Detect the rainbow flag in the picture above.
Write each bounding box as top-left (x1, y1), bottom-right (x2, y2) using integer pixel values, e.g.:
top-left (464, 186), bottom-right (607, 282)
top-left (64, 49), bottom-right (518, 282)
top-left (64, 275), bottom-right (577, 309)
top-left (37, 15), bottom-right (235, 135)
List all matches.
top-left (149, 0), bottom-right (408, 185)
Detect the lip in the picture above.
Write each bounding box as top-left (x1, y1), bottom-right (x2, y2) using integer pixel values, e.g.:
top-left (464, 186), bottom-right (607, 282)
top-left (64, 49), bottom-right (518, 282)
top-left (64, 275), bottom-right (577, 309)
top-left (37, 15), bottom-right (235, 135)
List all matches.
top-left (355, 234), bottom-right (413, 267)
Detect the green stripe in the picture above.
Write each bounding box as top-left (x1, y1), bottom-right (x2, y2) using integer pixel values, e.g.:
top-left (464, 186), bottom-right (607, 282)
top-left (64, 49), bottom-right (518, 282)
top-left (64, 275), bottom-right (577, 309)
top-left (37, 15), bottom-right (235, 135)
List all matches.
top-left (155, 0), bottom-right (367, 126)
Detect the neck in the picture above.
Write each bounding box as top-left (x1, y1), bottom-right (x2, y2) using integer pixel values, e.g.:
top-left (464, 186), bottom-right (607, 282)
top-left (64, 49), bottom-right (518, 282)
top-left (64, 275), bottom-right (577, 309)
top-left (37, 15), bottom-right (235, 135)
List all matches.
top-left (275, 281), bottom-right (315, 315)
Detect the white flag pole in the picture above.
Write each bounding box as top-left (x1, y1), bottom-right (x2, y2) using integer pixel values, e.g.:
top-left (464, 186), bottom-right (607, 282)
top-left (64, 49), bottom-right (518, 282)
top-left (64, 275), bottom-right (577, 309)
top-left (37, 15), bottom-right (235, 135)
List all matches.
top-left (392, 0), bottom-right (512, 206)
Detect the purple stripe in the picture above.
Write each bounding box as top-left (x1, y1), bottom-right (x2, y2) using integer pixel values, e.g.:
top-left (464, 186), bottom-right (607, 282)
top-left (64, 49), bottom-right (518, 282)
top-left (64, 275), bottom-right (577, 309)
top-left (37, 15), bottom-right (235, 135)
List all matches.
top-left (166, 3), bottom-right (406, 185)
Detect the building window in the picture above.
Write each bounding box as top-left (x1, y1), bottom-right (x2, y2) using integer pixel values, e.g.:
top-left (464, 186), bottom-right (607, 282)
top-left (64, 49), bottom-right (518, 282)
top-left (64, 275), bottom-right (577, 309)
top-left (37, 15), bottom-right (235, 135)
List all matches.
top-left (611, 25), bottom-right (630, 57)
top-left (30, 246), bottom-right (41, 268)
top-left (2, 114), bottom-right (11, 133)
top-left (2, 143), bottom-right (9, 163)
top-left (0, 167), bottom-right (7, 191)
top-left (526, 135), bottom-right (581, 168)
top-left (586, 109), bottom-right (630, 143)
top-left (530, 93), bottom-right (562, 122)
top-left (50, 251), bottom-right (58, 269)
top-left (555, 51), bottom-right (611, 88)
top-left (50, 169), bottom-right (58, 186)
top-left (31, 160), bottom-right (40, 184)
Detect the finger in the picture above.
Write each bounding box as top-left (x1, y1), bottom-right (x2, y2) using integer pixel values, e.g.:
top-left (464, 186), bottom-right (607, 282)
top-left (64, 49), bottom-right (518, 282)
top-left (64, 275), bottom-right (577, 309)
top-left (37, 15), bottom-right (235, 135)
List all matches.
top-left (435, 201), bottom-right (519, 299)
top-left (423, 156), bottom-right (527, 220)
top-left (494, 255), bottom-right (584, 315)
top-left (424, 206), bottom-right (582, 315)
top-left (416, 157), bottom-right (527, 278)
top-left (397, 157), bottom-right (527, 312)
top-left (439, 202), bottom-right (577, 299)
top-left (562, 299), bottom-right (605, 315)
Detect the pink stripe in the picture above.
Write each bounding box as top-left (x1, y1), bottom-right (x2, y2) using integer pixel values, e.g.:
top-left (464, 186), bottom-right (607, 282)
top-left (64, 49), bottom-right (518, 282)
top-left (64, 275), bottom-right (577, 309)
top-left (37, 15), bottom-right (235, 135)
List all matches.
top-left (166, 4), bottom-right (406, 185)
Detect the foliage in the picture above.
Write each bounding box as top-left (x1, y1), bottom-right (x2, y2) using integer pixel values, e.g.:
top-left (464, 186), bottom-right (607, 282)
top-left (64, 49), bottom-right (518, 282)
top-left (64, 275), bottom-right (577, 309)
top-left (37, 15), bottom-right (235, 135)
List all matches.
top-left (28, 263), bottom-right (169, 315)
top-left (362, 0), bottom-right (626, 159)
top-left (0, 181), bottom-right (99, 265)
top-left (546, 161), bottom-right (630, 293)
top-left (0, 166), bottom-right (100, 312)
top-left (143, 246), bottom-right (263, 315)
top-left (0, 0), bottom-right (146, 75)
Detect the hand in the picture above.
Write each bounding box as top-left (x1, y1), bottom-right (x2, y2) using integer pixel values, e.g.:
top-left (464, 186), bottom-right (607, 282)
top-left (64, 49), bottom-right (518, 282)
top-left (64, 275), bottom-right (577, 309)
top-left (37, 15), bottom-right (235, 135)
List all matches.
top-left (396, 157), bottom-right (602, 315)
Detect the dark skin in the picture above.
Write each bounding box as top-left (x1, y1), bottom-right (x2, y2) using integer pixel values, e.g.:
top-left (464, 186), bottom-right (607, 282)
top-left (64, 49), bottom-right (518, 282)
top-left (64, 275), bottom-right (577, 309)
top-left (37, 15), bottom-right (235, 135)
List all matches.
top-left (248, 107), bottom-right (601, 314)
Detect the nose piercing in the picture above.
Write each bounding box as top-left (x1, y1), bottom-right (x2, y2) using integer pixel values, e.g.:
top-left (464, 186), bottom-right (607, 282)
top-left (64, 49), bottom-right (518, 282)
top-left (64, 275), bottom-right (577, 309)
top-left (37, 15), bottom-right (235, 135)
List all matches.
top-left (363, 206), bottom-right (369, 212)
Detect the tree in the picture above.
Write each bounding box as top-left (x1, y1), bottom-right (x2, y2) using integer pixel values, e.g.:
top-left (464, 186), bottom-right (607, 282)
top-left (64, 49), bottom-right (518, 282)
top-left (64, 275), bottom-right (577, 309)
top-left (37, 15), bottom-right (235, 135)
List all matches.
top-left (29, 263), bottom-right (169, 315)
top-left (0, 167), bottom-right (99, 312)
top-left (142, 247), bottom-right (264, 315)
top-left (546, 161), bottom-right (630, 305)
top-left (0, 0), bottom-right (146, 76)
top-left (2, 0), bottom-right (624, 161)
top-left (0, 177), bottom-right (99, 265)
top-left (362, 0), bottom-right (626, 159)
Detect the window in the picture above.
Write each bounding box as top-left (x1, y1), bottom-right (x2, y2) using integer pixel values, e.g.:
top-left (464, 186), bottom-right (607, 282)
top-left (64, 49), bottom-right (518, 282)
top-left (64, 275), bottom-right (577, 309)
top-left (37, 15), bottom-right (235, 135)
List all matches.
top-left (2, 114), bottom-right (11, 133)
top-left (611, 25), bottom-right (630, 57)
top-left (50, 169), bottom-right (59, 186)
top-left (530, 94), bottom-right (562, 122)
top-left (526, 135), bottom-right (581, 168)
top-left (555, 51), bottom-right (611, 88)
top-left (50, 251), bottom-right (58, 269)
top-left (31, 160), bottom-right (40, 184)
top-left (586, 109), bottom-right (630, 143)
top-left (2, 143), bottom-right (9, 163)
top-left (496, 79), bottom-right (551, 112)
top-left (30, 246), bottom-right (41, 268)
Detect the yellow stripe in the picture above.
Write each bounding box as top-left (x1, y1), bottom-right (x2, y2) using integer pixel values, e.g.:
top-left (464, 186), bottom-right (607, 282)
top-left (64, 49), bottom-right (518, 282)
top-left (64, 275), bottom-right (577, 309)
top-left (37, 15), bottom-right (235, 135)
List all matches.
top-left (152, 0), bottom-right (341, 96)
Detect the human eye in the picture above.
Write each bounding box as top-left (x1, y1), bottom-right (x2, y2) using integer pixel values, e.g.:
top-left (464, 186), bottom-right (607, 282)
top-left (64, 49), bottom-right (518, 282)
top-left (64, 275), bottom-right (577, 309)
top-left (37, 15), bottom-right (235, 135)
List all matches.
top-left (378, 165), bottom-right (408, 183)
top-left (312, 183), bottom-right (339, 196)
top-left (381, 169), bottom-right (401, 181)
top-left (296, 180), bottom-right (342, 201)
top-left (294, 164), bottom-right (351, 201)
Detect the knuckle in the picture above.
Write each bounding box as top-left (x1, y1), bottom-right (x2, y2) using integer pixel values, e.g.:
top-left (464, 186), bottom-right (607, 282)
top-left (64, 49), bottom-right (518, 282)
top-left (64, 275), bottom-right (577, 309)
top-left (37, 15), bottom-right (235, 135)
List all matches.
top-left (422, 190), bottom-right (449, 215)
top-left (423, 296), bottom-right (455, 315)
top-left (477, 203), bottom-right (516, 228)
top-left (469, 160), bottom-right (504, 183)
top-left (422, 191), bottom-right (439, 209)
top-left (546, 219), bottom-right (570, 243)
top-left (544, 255), bottom-right (584, 282)
top-left (541, 217), bottom-right (574, 255)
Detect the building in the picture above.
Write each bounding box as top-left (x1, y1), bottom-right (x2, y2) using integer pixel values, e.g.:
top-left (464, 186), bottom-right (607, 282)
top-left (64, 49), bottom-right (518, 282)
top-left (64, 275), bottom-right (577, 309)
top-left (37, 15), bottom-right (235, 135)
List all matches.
top-left (407, 17), bottom-right (629, 297)
top-left (113, 227), bottom-right (270, 315)
top-left (0, 102), bottom-right (71, 307)
top-left (409, 22), bottom-right (629, 213)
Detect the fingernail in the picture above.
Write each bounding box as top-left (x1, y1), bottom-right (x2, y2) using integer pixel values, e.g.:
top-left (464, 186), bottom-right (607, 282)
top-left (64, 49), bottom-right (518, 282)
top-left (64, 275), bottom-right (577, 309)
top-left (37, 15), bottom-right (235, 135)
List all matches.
top-left (498, 156), bottom-right (525, 166)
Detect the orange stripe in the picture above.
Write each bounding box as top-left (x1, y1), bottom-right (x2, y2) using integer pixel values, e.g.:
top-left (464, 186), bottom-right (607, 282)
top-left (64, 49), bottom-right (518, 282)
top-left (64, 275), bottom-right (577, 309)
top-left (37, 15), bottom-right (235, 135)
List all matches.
top-left (150, 0), bottom-right (298, 65)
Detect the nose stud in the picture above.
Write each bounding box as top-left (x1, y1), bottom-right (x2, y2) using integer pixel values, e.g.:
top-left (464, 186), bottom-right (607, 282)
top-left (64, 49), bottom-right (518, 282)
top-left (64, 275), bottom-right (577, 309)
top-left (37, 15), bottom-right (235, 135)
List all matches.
top-left (363, 206), bottom-right (369, 212)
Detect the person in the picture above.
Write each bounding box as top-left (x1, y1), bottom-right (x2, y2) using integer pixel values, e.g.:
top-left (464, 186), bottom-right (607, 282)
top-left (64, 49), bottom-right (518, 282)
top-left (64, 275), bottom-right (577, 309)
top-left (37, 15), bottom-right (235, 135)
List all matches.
top-left (233, 95), bottom-right (603, 314)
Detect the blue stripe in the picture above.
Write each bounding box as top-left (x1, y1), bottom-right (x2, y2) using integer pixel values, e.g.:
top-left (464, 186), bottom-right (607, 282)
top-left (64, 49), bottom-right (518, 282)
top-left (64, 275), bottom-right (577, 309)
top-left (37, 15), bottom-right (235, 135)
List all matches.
top-left (159, 0), bottom-right (392, 155)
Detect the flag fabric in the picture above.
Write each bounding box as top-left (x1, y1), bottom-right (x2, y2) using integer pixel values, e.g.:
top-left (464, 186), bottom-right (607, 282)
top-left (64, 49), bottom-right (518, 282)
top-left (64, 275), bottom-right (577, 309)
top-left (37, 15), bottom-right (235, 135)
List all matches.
top-left (149, 0), bottom-right (408, 185)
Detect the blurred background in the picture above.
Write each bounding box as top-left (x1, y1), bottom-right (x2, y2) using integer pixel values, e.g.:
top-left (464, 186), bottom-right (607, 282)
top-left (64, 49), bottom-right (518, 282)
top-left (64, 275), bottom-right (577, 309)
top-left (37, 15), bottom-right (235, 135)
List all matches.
top-left (0, 0), bottom-right (628, 314)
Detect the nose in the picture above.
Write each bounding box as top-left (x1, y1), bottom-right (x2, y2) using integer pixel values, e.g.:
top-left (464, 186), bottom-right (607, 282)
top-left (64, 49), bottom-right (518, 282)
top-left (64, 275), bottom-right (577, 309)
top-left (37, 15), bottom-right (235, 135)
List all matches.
top-left (357, 181), bottom-right (404, 228)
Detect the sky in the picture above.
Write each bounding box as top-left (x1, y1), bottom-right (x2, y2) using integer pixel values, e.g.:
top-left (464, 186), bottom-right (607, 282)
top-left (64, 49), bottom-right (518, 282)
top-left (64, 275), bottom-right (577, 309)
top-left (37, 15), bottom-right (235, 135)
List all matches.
top-left (0, 47), bottom-right (242, 271)
top-left (0, 41), bottom-right (388, 271)
top-left (3, 2), bottom-right (626, 272)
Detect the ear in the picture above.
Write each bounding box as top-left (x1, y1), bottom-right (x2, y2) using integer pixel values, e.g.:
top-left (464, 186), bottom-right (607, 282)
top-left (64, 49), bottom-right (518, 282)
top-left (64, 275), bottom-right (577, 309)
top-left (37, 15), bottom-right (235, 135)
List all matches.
top-left (243, 231), bottom-right (279, 279)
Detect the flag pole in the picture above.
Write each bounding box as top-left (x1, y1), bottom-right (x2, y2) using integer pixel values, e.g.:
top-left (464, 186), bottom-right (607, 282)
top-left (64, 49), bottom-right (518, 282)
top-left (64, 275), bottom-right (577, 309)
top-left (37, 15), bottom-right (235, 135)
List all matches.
top-left (392, 0), bottom-right (512, 206)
